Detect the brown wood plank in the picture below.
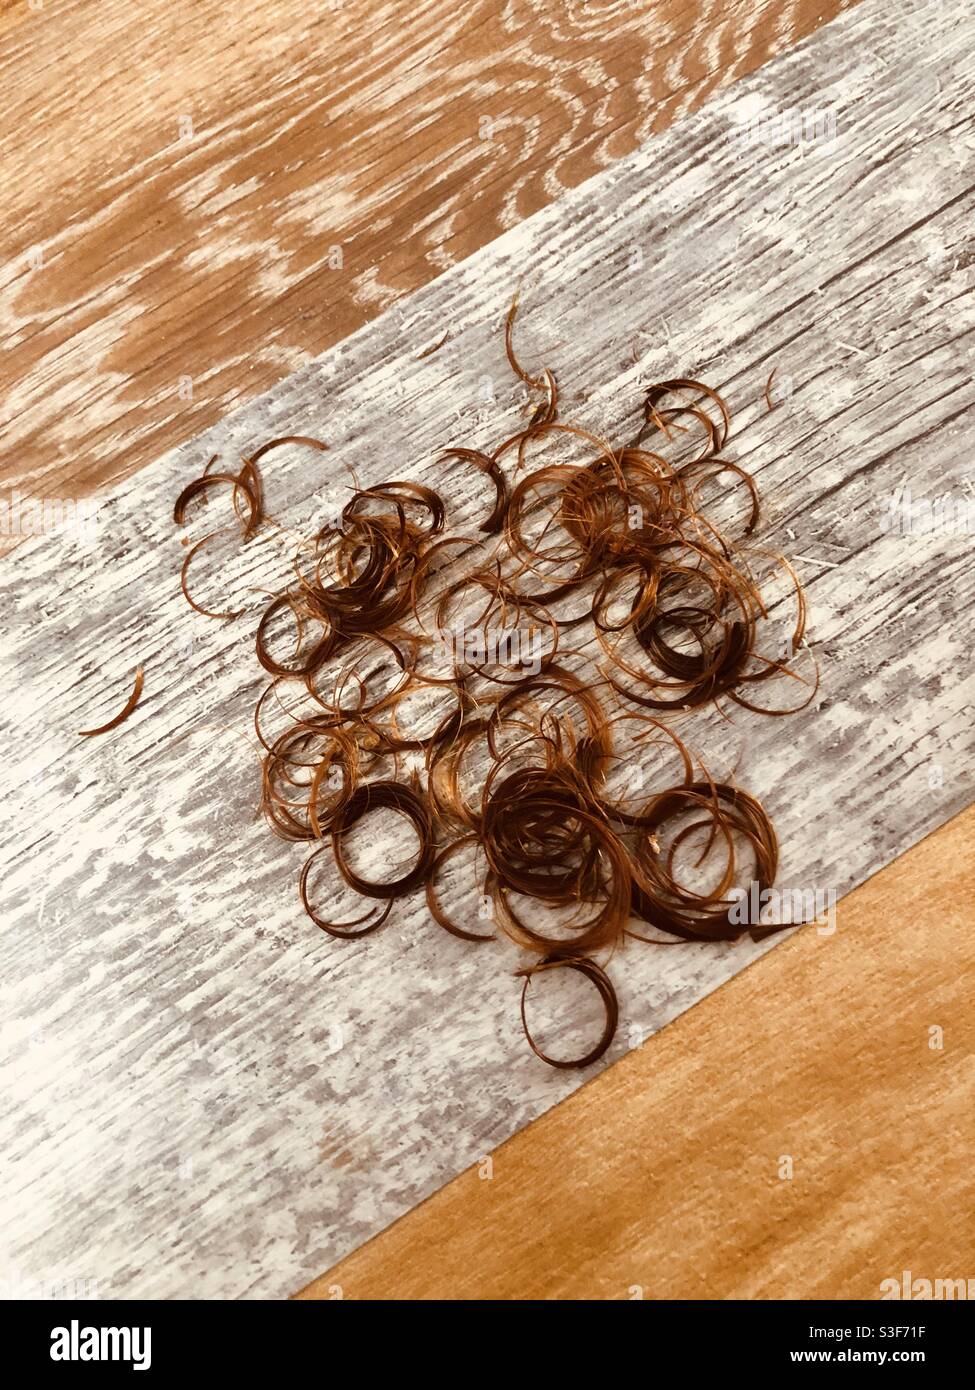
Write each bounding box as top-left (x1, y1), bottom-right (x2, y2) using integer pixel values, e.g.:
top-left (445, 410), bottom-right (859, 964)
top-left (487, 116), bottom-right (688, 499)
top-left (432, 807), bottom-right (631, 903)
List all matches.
top-left (299, 807), bottom-right (975, 1299)
top-left (0, 0), bottom-right (858, 542)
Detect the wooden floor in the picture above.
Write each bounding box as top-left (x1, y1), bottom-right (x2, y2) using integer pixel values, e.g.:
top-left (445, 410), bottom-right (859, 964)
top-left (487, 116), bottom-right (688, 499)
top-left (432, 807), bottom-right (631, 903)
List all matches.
top-left (0, 0), bottom-right (857, 543)
top-left (1, 0), bottom-right (972, 1300)
top-left (300, 806), bottom-right (975, 1300)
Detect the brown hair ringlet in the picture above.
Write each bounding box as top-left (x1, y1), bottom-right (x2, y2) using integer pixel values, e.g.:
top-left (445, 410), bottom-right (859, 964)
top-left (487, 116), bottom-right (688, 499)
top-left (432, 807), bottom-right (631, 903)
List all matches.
top-left (171, 294), bottom-right (813, 1069)
top-left (330, 781), bottom-right (436, 899)
top-left (518, 955), bottom-right (619, 1070)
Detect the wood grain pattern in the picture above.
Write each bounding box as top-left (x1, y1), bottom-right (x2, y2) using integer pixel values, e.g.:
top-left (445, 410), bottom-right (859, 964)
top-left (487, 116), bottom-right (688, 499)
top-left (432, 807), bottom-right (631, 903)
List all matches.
top-left (0, 0), bottom-right (859, 543)
top-left (300, 806), bottom-right (975, 1300)
top-left (0, 0), bottom-right (972, 1299)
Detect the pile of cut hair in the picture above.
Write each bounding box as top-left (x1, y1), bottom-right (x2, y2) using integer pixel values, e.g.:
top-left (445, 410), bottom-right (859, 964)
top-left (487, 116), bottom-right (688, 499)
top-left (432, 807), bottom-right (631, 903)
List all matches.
top-left (173, 298), bottom-right (816, 1069)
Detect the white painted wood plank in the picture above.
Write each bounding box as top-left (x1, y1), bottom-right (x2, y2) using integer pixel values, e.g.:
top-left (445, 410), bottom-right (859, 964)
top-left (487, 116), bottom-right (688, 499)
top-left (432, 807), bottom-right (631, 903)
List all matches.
top-left (1, 0), bottom-right (973, 1298)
